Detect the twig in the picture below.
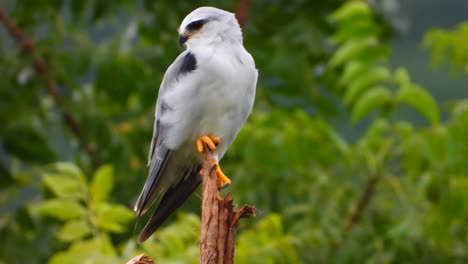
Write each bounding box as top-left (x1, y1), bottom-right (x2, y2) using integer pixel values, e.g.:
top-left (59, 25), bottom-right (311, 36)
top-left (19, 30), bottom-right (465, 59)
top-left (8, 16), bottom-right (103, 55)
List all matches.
top-left (200, 146), bottom-right (257, 264)
top-left (344, 173), bottom-right (381, 233)
top-left (235, 0), bottom-right (252, 28)
top-left (126, 254), bottom-right (155, 264)
top-left (343, 140), bottom-right (392, 234)
top-left (0, 8), bottom-right (98, 166)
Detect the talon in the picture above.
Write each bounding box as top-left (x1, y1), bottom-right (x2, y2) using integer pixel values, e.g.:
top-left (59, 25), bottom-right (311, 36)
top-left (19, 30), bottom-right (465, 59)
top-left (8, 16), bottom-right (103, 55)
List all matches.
top-left (198, 162), bottom-right (231, 189)
top-left (196, 135), bottom-right (228, 188)
top-left (196, 135), bottom-right (220, 153)
top-left (214, 163), bottom-right (231, 189)
top-left (210, 136), bottom-right (220, 145)
top-left (196, 138), bottom-right (205, 153)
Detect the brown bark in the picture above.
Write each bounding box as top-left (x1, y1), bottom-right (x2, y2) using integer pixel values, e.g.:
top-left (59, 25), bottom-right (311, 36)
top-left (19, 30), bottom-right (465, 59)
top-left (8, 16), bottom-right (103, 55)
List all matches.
top-left (200, 148), bottom-right (257, 264)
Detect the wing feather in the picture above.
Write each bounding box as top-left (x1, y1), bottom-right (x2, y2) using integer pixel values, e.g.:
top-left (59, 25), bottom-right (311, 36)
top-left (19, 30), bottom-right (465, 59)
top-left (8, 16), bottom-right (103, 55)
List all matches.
top-left (138, 165), bottom-right (201, 242)
top-left (134, 50), bottom-right (199, 216)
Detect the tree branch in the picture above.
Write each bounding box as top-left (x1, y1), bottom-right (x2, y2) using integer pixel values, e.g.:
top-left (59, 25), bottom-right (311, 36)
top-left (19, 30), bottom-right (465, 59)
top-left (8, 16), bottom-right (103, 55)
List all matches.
top-left (344, 172), bottom-right (381, 233)
top-left (235, 0), bottom-right (252, 28)
top-left (0, 8), bottom-right (98, 166)
top-left (200, 147), bottom-right (257, 264)
top-left (343, 139), bottom-right (392, 236)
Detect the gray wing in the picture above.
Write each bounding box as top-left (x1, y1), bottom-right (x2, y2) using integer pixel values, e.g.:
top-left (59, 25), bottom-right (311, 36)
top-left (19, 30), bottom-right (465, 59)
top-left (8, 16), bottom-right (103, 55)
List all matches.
top-left (134, 50), bottom-right (199, 216)
top-left (138, 165), bottom-right (201, 242)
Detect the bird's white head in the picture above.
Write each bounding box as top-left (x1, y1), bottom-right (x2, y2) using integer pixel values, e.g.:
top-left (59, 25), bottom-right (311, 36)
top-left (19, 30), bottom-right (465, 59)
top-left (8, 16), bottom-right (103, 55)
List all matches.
top-left (178, 7), bottom-right (242, 49)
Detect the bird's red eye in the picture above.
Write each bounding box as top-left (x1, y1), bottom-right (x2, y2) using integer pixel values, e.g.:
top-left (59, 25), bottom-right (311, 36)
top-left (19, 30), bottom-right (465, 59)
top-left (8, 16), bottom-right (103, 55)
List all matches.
top-left (187, 19), bottom-right (206, 31)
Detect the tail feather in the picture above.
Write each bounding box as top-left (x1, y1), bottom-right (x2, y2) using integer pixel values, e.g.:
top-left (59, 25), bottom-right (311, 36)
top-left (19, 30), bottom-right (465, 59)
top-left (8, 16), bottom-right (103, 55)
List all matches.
top-left (138, 166), bottom-right (201, 243)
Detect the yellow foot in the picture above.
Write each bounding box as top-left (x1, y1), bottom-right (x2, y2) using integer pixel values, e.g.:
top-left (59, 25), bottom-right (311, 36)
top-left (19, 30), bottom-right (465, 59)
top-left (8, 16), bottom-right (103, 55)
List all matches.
top-left (214, 162), bottom-right (231, 189)
top-left (196, 135), bottom-right (220, 153)
top-left (196, 135), bottom-right (229, 189)
top-left (198, 161), bottom-right (231, 189)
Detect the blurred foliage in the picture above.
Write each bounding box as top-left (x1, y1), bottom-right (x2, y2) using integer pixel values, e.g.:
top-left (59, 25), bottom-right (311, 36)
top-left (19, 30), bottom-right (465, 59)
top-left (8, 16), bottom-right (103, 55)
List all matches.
top-left (423, 22), bottom-right (468, 75)
top-left (1, 0), bottom-right (468, 263)
top-left (29, 163), bottom-right (135, 263)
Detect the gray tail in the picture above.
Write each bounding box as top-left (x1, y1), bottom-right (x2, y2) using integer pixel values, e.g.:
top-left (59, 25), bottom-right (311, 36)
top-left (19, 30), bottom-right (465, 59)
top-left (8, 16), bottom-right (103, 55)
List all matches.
top-left (138, 166), bottom-right (201, 243)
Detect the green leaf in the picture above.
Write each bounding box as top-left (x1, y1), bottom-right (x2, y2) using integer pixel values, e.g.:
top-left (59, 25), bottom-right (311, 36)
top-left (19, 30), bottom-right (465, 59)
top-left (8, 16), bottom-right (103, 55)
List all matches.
top-left (394, 67), bottom-right (411, 85)
top-left (329, 1), bottom-right (371, 24)
top-left (422, 29), bottom-right (448, 67)
top-left (257, 214), bottom-right (283, 237)
top-left (49, 235), bottom-right (117, 264)
top-left (344, 66), bottom-right (391, 105)
top-left (236, 214), bottom-right (299, 263)
top-left (57, 219), bottom-right (92, 242)
top-left (452, 98), bottom-right (468, 117)
top-left (397, 84), bottom-right (440, 124)
top-left (339, 61), bottom-right (369, 86)
top-left (53, 162), bottom-right (86, 180)
top-left (351, 86), bottom-right (392, 123)
top-left (90, 165), bottom-right (114, 205)
top-left (395, 121), bottom-right (414, 139)
top-left (94, 203), bottom-right (134, 233)
top-left (329, 37), bottom-right (378, 68)
top-left (325, 123), bottom-right (350, 157)
top-left (422, 23), bottom-right (468, 72)
top-left (365, 118), bottom-right (390, 140)
top-left (43, 173), bottom-right (86, 200)
top-left (37, 199), bottom-right (87, 221)
top-left (331, 17), bottom-right (381, 43)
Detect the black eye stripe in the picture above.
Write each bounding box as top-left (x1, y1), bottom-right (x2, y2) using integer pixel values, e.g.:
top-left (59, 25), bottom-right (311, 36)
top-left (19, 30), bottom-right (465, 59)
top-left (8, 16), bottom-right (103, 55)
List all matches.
top-left (186, 19), bottom-right (206, 31)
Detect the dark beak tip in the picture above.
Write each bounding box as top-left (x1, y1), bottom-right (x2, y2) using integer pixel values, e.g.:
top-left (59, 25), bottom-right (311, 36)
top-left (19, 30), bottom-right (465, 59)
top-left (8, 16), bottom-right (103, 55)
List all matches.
top-left (178, 34), bottom-right (188, 47)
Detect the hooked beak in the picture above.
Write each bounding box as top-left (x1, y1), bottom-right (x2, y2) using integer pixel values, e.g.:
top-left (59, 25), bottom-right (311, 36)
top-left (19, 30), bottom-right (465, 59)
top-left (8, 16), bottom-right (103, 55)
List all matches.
top-left (178, 34), bottom-right (188, 47)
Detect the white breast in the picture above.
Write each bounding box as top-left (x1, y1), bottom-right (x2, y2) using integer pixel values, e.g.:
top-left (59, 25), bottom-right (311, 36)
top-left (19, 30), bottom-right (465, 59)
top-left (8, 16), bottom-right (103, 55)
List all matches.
top-left (160, 44), bottom-right (257, 160)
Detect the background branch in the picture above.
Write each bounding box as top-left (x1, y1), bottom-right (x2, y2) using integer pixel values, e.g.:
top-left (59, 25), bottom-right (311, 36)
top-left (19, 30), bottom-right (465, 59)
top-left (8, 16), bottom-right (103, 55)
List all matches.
top-left (0, 8), bottom-right (98, 166)
top-left (344, 140), bottom-right (392, 234)
top-left (235, 0), bottom-right (252, 28)
top-left (344, 172), bottom-right (381, 233)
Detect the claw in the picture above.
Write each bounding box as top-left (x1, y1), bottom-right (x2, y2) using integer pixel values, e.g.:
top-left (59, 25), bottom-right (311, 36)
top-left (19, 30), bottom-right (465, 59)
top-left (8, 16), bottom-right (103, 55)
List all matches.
top-left (214, 163), bottom-right (231, 189)
top-left (196, 135), bottom-right (229, 188)
top-left (196, 135), bottom-right (220, 153)
top-left (196, 135), bottom-right (230, 189)
top-left (201, 162), bottom-right (230, 189)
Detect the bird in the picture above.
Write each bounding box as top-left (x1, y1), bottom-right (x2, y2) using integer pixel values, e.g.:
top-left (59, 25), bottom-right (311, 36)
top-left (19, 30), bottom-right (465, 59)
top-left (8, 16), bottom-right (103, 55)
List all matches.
top-left (134, 6), bottom-right (258, 243)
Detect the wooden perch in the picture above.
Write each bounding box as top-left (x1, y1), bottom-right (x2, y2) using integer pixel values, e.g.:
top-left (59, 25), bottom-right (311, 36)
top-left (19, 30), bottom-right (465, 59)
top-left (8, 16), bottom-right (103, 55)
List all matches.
top-left (199, 147), bottom-right (257, 264)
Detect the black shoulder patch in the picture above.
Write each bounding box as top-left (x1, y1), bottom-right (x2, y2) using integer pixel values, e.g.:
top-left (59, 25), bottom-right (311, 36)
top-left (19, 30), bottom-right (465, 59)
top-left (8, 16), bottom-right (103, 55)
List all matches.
top-left (179, 52), bottom-right (197, 75)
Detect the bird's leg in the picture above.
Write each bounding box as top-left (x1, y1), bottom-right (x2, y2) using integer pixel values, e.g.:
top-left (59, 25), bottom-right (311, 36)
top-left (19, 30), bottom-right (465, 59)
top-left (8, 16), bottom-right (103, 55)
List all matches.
top-left (196, 135), bottom-right (230, 189)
